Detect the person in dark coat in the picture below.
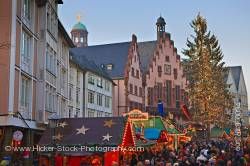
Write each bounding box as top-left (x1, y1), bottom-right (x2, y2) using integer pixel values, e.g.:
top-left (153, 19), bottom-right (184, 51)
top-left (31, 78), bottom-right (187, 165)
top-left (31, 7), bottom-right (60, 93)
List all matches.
top-left (130, 154), bottom-right (137, 166)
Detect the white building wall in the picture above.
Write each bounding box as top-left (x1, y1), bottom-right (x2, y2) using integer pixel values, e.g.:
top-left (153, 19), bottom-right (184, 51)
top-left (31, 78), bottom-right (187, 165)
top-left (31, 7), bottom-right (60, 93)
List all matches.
top-left (68, 62), bottom-right (84, 118)
top-left (84, 71), bottom-right (113, 117)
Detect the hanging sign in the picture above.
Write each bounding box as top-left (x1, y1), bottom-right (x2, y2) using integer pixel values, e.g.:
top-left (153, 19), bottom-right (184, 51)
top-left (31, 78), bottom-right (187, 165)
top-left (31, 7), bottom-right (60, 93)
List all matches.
top-left (123, 109), bottom-right (148, 121)
top-left (13, 130), bottom-right (23, 141)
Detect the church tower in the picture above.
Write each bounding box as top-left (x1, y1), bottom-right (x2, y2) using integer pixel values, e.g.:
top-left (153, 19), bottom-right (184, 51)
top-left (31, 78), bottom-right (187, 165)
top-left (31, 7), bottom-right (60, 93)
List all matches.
top-left (156, 16), bottom-right (166, 40)
top-left (71, 15), bottom-right (88, 47)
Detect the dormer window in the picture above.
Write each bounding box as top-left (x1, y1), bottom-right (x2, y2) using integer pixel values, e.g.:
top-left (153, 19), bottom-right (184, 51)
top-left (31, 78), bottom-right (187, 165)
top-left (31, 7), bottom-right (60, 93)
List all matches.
top-left (100, 64), bottom-right (105, 69)
top-left (106, 64), bottom-right (113, 70)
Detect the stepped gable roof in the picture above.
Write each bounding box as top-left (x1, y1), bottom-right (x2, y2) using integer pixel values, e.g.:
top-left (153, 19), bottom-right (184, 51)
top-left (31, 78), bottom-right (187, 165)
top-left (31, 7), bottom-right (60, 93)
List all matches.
top-left (137, 41), bottom-right (157, 73)
top-left (39, 117), bottom-right (126, 146)
top-left (70, 52), bottom-right (113, 83)
top-left (70, 42), bottom-right (131, 79)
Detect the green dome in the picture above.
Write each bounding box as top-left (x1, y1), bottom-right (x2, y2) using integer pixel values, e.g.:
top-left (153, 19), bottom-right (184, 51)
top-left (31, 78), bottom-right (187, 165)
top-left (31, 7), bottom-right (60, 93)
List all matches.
top-left (72, 22), bottom-right (87, 31)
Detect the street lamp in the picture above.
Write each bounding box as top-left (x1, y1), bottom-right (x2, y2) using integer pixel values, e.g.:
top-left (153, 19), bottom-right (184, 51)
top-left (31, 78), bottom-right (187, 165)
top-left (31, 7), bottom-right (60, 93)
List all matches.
top-left (48, 113), bottom-right (60, 166)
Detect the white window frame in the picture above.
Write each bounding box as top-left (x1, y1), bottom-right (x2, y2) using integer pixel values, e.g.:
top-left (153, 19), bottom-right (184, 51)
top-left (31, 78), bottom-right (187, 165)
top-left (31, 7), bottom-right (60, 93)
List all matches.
top-left (88, 91), bottom-right (95, 104)
top-left (21, 30), bottom-right (32, 73)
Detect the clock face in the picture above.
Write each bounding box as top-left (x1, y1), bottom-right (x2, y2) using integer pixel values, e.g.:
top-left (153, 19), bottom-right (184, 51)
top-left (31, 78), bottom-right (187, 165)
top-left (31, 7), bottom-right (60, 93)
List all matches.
top-left (13, 130), bottom-right (23, 141)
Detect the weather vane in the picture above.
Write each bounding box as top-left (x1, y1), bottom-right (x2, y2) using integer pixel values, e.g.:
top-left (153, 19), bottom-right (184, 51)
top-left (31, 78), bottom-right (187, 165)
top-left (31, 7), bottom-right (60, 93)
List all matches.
top-left (76, 13), bottom-right (82, 22)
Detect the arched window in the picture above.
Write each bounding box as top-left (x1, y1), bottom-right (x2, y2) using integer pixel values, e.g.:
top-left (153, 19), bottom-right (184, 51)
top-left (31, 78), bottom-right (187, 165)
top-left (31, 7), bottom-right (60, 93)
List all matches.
top-left (80, 37), bottom-right (83, 43)
top-left (75, 37), bottom-right (78, 43)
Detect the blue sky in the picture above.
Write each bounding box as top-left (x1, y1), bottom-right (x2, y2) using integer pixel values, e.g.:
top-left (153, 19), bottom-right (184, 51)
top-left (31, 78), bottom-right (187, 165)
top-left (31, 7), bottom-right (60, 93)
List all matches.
top-left (59, 0), bottom-right (250, 109)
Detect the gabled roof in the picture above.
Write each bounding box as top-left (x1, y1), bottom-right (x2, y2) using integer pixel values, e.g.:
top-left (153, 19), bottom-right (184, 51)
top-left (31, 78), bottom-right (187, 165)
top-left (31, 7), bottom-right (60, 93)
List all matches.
top-left (210, 126), bottom-right (231, 138)
top-left (226, 66), bottom-right (242, 90)
top-left (137, 41), bottom-right (157, 73)
top-left (70, 39), bottom-right (160, 78)
top-left (70, 52), bottom-right (114, 83)
top-left (70, 42), bottom-right (131, 79)
top-left (39, 117), bottom-right (126, 146)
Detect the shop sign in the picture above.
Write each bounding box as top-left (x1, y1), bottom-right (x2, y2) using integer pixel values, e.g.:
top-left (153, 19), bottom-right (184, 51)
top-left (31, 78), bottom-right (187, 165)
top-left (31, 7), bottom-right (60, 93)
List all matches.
top-left (124, 109), bottom-right (148, 121)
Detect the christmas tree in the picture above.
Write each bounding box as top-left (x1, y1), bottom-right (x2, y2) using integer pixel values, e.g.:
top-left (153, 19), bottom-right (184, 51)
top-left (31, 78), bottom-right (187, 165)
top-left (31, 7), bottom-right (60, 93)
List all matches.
top-left (183, 14), bottom-right (233, 137)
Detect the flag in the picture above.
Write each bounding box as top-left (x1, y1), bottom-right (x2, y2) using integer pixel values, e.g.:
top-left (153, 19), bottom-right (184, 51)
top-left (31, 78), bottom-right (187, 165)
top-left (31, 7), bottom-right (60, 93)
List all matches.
top-left (158, 101), bottom-right (164, 117)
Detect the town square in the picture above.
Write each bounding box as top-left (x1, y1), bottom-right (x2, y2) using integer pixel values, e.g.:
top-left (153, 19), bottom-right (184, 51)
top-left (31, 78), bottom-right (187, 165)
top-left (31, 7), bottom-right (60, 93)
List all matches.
top-left (0, 0), bottom-right (250, 165)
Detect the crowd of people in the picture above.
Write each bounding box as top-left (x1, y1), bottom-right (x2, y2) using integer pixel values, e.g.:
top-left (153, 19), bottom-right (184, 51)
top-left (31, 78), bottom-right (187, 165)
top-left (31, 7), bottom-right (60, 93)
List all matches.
top-left (121, 140), bottom-right (250, 166)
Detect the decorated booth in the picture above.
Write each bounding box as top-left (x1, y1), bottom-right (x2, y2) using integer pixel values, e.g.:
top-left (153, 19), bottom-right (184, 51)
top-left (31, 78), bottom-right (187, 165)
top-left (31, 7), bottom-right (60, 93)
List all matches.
top-left (124, 109), bottom-right (191, 151)
top-left (38, 117), bottom-right (138, 166)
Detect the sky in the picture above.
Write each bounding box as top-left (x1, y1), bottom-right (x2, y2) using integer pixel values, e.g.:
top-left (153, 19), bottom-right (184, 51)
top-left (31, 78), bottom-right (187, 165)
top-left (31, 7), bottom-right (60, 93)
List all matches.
top-left (59, 0), bottom-right (250, 109)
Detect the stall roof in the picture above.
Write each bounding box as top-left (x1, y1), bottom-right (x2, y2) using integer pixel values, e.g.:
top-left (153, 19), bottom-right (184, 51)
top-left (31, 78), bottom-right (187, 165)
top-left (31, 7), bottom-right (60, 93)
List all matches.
top-left (132, 117), bottom-right (181, 139)
top-left (39, 117), bottom-right (127, 146)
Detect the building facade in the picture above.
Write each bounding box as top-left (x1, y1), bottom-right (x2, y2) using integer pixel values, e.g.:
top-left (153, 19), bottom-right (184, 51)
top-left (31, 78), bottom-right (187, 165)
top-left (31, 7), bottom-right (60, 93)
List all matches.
top-left (68, 55), bottom-right (113, 118)
top-left (70, 35), bottom-right (143, 116)
top-left (226, 66), bottom-right (248, 125)
top-left (0, 0), bottom-right (78, 161)
top-left (139, 17), bottom-right (188, 120)
top-left (70, 16), bottom-right (188, 118)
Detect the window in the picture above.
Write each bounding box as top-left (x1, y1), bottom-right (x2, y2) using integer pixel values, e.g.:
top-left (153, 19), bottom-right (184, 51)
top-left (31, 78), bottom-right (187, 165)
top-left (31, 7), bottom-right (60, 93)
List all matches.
top-left (47, 11), bottom-right (50, 30)
top-left (97, 111), bottom-right (103, 117)
top-left (88, 109), bottom-right (95, 117)
top-left (148, 87), bottom-right (154, 105)
top-left (97, 77), bottom-right (103, 88)
top-left (131, 68), bottom-right (135, 77)
top-left (158, 66), bottom-right (162, 77)
top-left (76, 88), bottom-right (80, 104)
top-left (97, 93), bottom-right (103, 106)
top-left (75, 109), bottom-right (80, 118)
top-left (166, 80), bottom-right (172, 106)
top-left (75, 37), bottom-right (78, 43)
top-left (69, 84), bottom-right (73, 101)
top-left (45, 84), bottom-right (56, 113)
top-left (23, 0), bottom-right (31, 21)
top-left (136, 70), bottom-right (139, 78)
top-left (88, 74), bottom-right (95, 85)
top-left (21, 31), bottom-right (31, 73)
top-left (106, 64), bottom-right (113, 70)
top-left (157, 83), bottom-right (163, 100)
top-left (139, 87), bottom-right (142, 97)
top-left (105, 81), bottom-right (110, 91)
top-left (46, 47), bottom-right (56, 75)
top-left (174, 68), bottom-right (178, 79)
top-left (164, 64), bottom-right (171, 75)
top-left (46, 5), bottom-right (57, 37)
top-left (80, 37), bottom-right (83, 43)
top-left (60, 70), bottom-right (66, 92)
top-left (105, 113), bottom-right (110, 117)
top-left (20, 76), bottom-right (30, 110)
top-left (77, 72), bottom-right (80, 85)
top-left (175, 85), bottom-right (180, 101)
top-left (68, 106), bottom-right (73, 118)
top-left (165, 56), bottom-right (169, 62)
top-left (88, 91), bottom-right (95, 104)
top-left (129, 84), bottom-right (133, 94)
top-left (134, 85), bottom-right (138, 96)
top-left (105, 96), bottom-right (110, 108)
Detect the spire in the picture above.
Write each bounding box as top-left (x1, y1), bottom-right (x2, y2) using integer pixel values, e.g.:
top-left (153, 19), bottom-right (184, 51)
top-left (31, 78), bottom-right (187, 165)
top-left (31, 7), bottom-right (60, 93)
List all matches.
top-left (156, 16), bottom-right (166, 40)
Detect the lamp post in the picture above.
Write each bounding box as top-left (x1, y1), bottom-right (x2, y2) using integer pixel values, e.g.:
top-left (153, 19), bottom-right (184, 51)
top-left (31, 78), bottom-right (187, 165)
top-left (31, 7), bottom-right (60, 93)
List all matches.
top-left (48, 113), bottom-right (60, 166)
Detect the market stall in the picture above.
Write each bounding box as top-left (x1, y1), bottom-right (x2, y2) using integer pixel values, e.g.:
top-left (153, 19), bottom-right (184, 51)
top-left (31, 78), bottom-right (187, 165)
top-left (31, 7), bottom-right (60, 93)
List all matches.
top-left (38, 117), bottom-right (137, 166)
